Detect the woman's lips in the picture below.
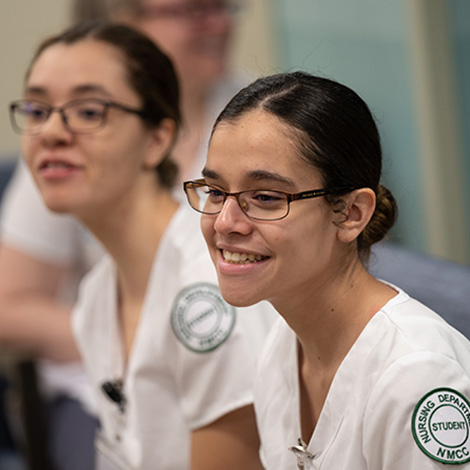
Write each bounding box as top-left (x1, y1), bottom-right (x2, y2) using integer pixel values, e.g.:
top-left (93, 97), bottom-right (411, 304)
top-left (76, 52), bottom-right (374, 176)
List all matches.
top-left (38, 160), bottom-right (80, 179)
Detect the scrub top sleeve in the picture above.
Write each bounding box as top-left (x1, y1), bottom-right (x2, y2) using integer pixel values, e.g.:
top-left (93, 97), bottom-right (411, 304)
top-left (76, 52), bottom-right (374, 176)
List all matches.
top-left (363, 352), bottom-right (470, 469)
top-left (173, 313), bottom-right (259, 431)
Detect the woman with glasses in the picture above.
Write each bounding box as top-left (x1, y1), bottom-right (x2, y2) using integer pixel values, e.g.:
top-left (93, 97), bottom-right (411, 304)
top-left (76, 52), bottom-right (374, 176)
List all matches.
top-left (0, 2), bottom-right (250, 467)
top-left (185, 71), bottom-right (470, 469)
top-left (12, 20), bottom-right (274, 470)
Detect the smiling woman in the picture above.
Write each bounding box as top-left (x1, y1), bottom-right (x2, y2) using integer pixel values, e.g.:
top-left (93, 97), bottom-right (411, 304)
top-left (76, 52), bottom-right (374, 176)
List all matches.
top-left (10, 20), bottom-right (275, 470)
top-left (185, 71), bottom-right (470, 469)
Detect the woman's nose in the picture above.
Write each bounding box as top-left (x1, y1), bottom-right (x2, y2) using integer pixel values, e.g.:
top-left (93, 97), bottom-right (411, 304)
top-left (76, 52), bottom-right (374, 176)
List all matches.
top-left (40, 111), bottom-right (72, 144)
top-left (213, 196), bottom-right (252, 235)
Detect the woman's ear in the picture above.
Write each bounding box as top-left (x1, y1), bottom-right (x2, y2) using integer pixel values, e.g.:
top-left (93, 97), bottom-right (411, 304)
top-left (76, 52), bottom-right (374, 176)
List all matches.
top-left (142, 118), bottom-right (177, 169)
top-left (336, 188), bottom-right (376, 243)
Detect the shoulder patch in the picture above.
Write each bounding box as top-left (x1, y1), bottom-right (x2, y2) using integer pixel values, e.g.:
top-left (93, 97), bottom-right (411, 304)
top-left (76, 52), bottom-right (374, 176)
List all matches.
top-left (412, 387), bottom-right (470, 465)
top-left (171, 283), bottom-right (236, 353)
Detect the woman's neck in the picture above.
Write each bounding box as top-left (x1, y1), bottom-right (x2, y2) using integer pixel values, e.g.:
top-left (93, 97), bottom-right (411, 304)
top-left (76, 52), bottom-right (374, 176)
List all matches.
top-left (181, 78), bottom-right (209, 124)
top-left (277, 259), bottom-right (396, 371)
top-left (83, 184), bottom-right (178, 297)
top-left (82, 184), bottom-right (179, 361)
top-left (283, 261), bottom-right (397, 441)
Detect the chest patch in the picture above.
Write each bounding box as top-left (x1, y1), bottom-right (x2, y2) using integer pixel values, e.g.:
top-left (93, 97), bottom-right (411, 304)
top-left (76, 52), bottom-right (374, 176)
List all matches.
top-left (412, 387), bottom-right (470, 465)
top-left (171, 282), bottom-right (236, 353)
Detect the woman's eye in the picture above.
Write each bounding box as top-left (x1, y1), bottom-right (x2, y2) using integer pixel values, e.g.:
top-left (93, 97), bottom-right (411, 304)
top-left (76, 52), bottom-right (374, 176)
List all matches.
top-left (205, 187), bottom-right (224, 199)
top-left (251, 191), bottom-right (285, 204)
top-left (25, 106), bottom-right (48, 121)
top-left (77, 107), bottom-right (104, 120)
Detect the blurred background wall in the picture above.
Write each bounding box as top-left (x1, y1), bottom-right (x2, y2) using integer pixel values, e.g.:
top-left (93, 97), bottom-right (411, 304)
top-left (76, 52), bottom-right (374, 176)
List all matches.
top-left (0, 1), bottom-right (69, 155)
top-left (0, 0), bottom-right (469, 265)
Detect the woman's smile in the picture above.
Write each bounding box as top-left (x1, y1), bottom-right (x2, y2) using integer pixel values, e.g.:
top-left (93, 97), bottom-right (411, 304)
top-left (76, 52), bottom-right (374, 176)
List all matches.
top-left (221, 249), bottom-right (269, 264)
top-left (201, 109), bottom-right (340, 308)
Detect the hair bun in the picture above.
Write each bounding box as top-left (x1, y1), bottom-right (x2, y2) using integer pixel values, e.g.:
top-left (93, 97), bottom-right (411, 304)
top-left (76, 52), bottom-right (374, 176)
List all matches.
top-left (361, 184), bottom-right (398, 249)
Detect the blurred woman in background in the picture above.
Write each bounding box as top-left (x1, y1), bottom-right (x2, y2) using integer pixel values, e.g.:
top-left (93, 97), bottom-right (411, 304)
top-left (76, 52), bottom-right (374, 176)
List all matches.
top-left (11, 20), bottom-right (273, 469)
top-left (0, 1), bottom-right (250, 466)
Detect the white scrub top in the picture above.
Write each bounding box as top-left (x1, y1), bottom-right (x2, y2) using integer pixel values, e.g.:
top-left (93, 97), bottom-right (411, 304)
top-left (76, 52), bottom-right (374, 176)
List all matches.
top-left (255, 288), bottom-right (470, 469)
top-left (0, 73), bottom-right (247, 412)
top-left (72, 205), bottom-right (277, 470)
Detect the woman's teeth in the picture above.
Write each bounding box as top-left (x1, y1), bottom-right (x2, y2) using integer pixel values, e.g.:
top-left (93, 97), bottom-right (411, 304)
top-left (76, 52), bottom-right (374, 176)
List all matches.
top-left (222, 250), bottom-right (266, 264)
top-left (42, 162), bottom-right (73, 169)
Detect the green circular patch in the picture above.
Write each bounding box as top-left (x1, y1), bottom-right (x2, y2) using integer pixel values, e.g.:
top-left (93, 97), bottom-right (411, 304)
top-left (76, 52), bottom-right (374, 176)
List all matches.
top-left (412, 387), bottom-right (470, 464)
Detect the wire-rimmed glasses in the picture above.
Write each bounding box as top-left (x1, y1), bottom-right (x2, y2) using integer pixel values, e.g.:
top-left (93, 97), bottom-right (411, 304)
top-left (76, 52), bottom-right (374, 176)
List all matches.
top-left (9, 98), bottom-right (146, 135)
top-left (184, 179), bottom-right (354, 221)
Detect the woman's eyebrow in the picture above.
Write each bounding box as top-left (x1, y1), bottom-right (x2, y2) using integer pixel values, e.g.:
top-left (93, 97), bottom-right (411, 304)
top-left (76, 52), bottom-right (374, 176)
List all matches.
top-left (24, 83), bottom-right (112, 98)
top-left (202, 167), bottom-right (296, 188)
top-left (245, 169), bottom-right (296, 187)
top-left (23, 85), bottom-right (47, 97)
top-left (71, 84), bottom-right (113, 97)
top-left (201, 167), bottom-right (218, 180)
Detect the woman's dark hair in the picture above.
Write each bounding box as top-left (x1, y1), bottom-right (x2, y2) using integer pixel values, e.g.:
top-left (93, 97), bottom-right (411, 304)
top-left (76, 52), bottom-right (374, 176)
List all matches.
top-left (27, 20), bottom-right (181, 189)
top-left (213, 71), bottom-right (397, 261)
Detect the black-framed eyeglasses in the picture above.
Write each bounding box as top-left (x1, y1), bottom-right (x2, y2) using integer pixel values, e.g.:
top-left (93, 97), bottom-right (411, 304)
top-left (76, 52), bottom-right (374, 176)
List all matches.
top-left (139, 0), bottom-right (242, 21)
top-left (184, 179), bottom-right (354, 221)
top-left (9, 98), bottom-right (146, 135)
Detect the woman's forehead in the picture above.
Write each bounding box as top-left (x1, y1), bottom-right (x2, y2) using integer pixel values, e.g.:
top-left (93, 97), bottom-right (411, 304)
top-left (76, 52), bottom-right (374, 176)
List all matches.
top-left (206, 112), bottom-right (320, 189)
top-left (210, 111), bottom-right (299, 159)
top-left (30, 40), bottom-right (127, 80)
top-left (26, 40), bottom-right (133, 98)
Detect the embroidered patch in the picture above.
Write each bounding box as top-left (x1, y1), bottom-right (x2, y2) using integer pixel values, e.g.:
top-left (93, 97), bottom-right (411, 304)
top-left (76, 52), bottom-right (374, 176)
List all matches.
top-left (171, 283), bottom-right (236, 353)
top-left (412, 387), bottom-right (470, 464)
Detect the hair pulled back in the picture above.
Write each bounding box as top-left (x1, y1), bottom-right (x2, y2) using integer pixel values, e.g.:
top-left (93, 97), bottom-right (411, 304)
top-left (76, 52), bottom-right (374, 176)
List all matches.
top-left (28, 20), bottom-right (181, 189)
top-left (213, 71), bottom-right (397, 260)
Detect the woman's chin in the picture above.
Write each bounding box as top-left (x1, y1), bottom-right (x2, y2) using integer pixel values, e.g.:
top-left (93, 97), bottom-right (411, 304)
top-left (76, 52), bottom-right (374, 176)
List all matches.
top-left (42, 195), bottom-right (78, 215)
top-left (44, 201), bottom-right (72, 214)
top-left (218, 286), bottom-right (261, 309)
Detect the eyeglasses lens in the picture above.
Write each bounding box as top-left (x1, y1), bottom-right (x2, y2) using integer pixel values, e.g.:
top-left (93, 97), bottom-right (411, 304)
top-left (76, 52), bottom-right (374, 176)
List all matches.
top-left (187, 184), bottom-right (289, 221)
top-left (11, 100), bottom-right (107, 134)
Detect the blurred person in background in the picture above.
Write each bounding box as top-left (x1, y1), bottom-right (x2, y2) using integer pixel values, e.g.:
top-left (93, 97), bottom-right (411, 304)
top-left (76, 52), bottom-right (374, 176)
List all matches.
top-left (11, 20), bottom-right (272, 469)
top-left (74, 0), bottom-right (248, 184)
top-left (0, 0), bottom-right (249, 468)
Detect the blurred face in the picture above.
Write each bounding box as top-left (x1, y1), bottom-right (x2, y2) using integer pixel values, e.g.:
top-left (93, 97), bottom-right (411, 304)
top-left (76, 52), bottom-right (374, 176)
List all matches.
top-left (21, 40), bottom-right (162, 218)
top-left (123, 0), bottom-right (234, 91)
top-left (200, 110), bottom-right (341, 310)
